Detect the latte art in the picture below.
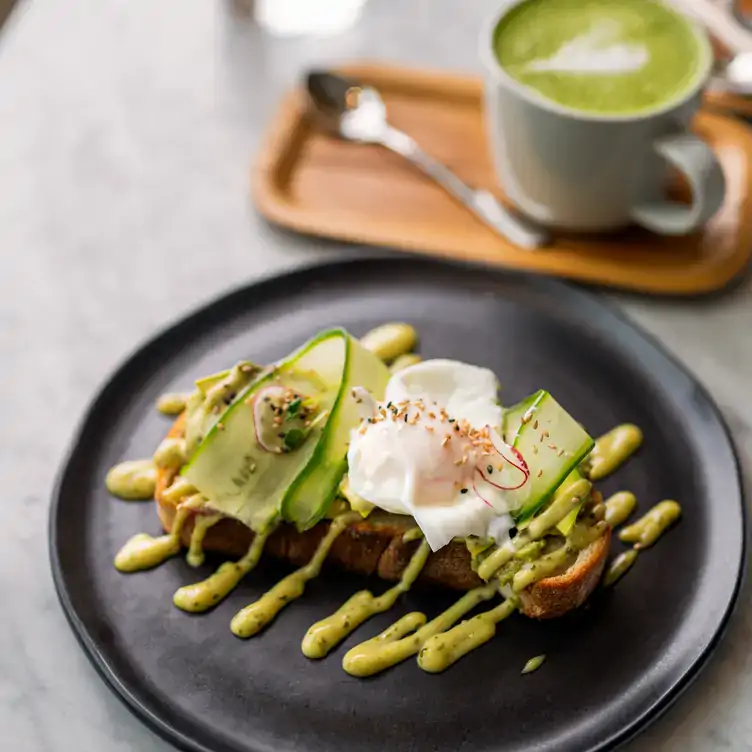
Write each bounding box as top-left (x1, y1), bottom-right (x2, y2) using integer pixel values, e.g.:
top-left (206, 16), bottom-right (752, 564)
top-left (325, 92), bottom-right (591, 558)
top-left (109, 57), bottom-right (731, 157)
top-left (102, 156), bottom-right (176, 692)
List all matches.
top-left (494, 0), bottom-right (708, 115)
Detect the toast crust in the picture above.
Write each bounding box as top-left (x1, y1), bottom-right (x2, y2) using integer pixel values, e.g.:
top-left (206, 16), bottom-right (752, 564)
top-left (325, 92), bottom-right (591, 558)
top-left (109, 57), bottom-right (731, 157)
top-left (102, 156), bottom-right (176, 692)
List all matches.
top-left (155, 414), bottom-right (610, 617)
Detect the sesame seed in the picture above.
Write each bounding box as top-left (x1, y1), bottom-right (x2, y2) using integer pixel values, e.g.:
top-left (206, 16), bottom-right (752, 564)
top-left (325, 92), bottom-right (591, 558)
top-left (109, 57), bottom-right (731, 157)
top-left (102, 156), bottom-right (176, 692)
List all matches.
top-left (487, 465), bottom-right (493, 474)
top-left (425, 425), bottom-right (435, 433)
top-left (460, 488), bottom-right (468, 494)
top-left (441, 435), bottom-right (451, 448)
top-left (557, 449), bottom-right (565, 456)
top-left (428, 412), bottom-right (436, 419)
top-left (537, 469), bottom-right (543, 478)
top-left (217, 422), bottom-right (225, 431)
top-left (532, 445), bottom-right (538, 455)
top-left (543, 430), bottom-right (550, 438)
top-left (533, 420), bottom-right (539, 430)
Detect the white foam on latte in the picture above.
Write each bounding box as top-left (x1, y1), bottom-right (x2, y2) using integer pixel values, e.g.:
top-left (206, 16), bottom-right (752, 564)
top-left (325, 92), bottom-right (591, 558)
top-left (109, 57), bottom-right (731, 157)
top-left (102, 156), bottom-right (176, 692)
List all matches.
top-left (525, 19), bottom-right (649, 75)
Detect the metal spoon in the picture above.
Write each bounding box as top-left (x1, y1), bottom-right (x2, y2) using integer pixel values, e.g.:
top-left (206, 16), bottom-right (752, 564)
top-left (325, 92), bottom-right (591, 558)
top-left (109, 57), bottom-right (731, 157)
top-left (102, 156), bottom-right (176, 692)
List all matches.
top-left (306, 71), bottom-right (549, 250)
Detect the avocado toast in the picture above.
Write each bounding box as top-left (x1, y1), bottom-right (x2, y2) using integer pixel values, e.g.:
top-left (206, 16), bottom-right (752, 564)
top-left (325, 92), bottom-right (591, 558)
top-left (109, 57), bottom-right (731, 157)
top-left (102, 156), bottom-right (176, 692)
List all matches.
top-left (156, 411), bottom-right (612, 617)
top-left (107, 324), bottom-right (632, 676)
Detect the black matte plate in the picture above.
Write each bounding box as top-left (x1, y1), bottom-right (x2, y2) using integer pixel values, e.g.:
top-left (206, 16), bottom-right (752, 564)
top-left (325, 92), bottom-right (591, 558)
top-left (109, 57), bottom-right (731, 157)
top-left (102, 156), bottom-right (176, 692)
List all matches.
top-left (50, 256), bottom-right (745, 752)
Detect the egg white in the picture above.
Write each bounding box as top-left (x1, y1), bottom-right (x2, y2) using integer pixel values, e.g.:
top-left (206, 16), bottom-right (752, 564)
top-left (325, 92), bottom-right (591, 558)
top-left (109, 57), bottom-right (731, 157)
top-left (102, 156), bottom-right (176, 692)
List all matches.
top-left (347, 360), bottom-right (515, 551)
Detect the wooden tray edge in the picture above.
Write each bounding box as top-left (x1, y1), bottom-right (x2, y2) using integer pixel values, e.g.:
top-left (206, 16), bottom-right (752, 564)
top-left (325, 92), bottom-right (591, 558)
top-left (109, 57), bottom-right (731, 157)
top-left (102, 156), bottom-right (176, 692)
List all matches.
top-left (251, 66), bottom-right (752, 297)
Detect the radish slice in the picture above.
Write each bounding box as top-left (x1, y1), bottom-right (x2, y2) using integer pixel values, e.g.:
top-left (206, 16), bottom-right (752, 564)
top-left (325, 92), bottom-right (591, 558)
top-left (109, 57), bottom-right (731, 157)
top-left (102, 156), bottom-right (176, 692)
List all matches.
top-left (469, 429), bottom-right (530, 512)
top-left (252, 385), bottom-right (293, 453)
top-left (472, 470), bottom-right (494, 508)
top-left (480, 429), bottom-right (530, 488)
top-left (489, 428), bottom-right (529, 476)
top-left (350, 386), bottom-right (379, 421)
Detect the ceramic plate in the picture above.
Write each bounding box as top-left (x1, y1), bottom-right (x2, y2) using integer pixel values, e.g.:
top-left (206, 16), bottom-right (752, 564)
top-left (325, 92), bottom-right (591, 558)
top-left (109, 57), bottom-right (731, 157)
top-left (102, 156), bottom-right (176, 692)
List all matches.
top-left (50, 256), bottom-right (745, 752)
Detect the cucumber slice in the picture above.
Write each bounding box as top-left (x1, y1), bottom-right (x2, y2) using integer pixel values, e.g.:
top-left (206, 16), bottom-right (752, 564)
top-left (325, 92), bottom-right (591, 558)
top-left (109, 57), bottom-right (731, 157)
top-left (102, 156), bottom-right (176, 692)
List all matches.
top-left (504, 391), bottom-right (594, 525)
top-left (195, 370), bottom-right (230, 396)
top-left (184, 362), bottom-right (263, 456)
top-left (182, 329), bottom-right (388, 533)
top-left (282, 334), bottom-right (390, 530)
top-left (502, 390), bottom-right (544, 444)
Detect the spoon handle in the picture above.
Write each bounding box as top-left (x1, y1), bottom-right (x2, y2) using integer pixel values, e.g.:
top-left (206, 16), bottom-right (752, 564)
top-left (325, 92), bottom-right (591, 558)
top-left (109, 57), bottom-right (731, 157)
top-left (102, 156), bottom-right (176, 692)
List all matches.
top-left (378, 125), bottom-right (548, 250)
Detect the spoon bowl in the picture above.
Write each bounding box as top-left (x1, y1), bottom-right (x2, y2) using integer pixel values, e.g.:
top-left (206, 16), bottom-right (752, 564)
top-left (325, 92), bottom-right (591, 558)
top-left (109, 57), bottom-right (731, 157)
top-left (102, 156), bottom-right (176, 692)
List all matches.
top-left (307, 72), bottom-right (390, 142)
top-left (305, 70), bottom-right (549, 250)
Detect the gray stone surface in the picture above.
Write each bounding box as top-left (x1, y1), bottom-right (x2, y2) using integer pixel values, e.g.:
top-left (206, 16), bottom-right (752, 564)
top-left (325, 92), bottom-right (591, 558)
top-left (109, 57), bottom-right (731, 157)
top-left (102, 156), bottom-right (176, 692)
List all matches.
top-left (1, 0), bottom-right (750, 750)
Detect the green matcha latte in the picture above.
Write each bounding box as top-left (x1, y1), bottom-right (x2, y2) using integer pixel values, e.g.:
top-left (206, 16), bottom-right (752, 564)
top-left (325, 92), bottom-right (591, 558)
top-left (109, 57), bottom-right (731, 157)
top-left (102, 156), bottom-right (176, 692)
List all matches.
top-left (493, 0), bottom-right (710, 116)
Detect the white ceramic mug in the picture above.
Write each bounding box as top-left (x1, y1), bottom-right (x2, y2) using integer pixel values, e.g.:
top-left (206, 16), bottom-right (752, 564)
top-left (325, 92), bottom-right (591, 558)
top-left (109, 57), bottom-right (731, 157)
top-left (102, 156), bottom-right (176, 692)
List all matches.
top-left (480, 1), bottom-right (726, 235)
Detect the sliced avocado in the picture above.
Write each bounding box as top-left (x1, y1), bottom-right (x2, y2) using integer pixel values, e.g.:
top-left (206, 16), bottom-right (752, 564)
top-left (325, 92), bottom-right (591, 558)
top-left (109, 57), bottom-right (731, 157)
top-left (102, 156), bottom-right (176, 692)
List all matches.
top-left (503, 391), bottom-right (594, 525)
top-left (554, 468), bottom-right (587, 535)
top-left (182, 329), bottom-right (388, 533)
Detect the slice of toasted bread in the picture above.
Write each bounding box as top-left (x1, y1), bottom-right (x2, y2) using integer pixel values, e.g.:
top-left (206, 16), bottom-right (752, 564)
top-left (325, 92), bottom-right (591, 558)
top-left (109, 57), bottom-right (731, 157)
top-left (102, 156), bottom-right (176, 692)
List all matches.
top-left (154, 415), bottom-right (610, 617)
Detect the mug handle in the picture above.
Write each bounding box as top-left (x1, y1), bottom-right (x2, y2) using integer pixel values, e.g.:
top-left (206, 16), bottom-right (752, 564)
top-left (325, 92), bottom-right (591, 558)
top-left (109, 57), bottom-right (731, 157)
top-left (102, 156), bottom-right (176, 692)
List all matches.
top-left (629, 133), bottom-right (726, 235)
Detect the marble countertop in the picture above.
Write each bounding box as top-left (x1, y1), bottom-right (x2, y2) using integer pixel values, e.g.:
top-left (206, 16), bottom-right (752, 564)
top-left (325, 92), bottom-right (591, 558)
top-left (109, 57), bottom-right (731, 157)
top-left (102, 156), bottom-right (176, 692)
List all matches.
top-left (1, 1), bottom-right (750, 750)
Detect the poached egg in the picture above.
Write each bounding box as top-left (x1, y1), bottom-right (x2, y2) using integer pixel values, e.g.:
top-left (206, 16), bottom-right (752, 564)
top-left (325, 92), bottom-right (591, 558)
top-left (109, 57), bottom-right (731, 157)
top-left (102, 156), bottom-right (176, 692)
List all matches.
top-left (347, 360), bottom-right (525, 551)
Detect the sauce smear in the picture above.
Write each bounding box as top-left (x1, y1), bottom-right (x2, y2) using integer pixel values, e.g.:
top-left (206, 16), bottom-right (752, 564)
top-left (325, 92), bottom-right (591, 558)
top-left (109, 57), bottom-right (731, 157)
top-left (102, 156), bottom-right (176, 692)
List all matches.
top-left (231, 512), bottom-right (360, 638)
top-left (418, 597), bottom-right (517, 673)
top-left (302, 537), bottom-right (430, 659)
top-left (342, 582), bottom-right (500, 677)
top-left (588, 424), bottom-right (643, 480)
top-left (173, 529), bottom-right (271, 612)
top-left (114, 506), bottom-right (191, 572)
top-left (106, 459), bottom-right (157, 500)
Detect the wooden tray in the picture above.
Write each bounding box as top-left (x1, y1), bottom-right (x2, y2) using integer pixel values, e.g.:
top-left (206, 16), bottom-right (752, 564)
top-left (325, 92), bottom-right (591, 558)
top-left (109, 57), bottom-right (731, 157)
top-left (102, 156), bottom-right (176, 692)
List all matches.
top-left (253, 63), bottom-right (752, 296)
